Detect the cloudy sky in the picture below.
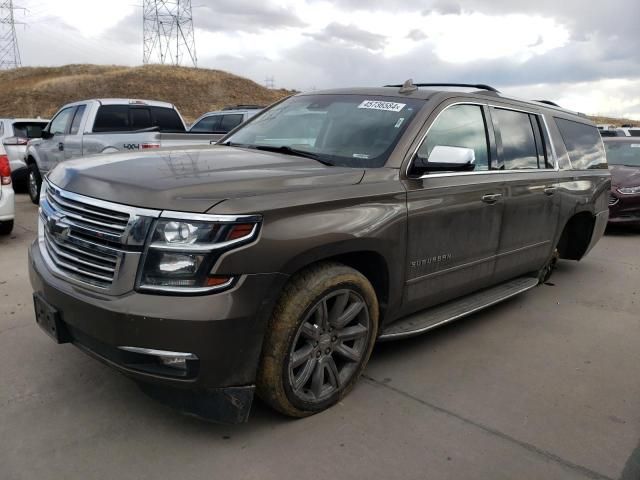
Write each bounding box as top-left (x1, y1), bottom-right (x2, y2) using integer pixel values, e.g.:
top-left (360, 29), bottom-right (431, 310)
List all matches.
top-left (14, 0), bottom-right (640, 119)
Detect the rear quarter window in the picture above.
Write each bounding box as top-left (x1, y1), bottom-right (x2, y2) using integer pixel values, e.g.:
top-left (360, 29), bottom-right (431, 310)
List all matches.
top-left (151, 107), bottom-right (185, 132)
top-left (555, 118), bottom-right (607, 170)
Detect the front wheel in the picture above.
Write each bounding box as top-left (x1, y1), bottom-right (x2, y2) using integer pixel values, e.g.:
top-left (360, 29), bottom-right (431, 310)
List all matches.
top-left (257, 262), bottom-right (379, 417)
top-left (27, 162), bottom-right (42, 205)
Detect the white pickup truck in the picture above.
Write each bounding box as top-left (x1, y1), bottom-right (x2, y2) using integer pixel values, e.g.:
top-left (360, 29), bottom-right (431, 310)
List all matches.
top-left (25, 99), bottom-right (219, 203)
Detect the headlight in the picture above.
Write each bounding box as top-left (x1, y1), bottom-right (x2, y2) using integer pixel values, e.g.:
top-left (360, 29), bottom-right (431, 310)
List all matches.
top-left (137, 212), bottom-right (261, 294)
top-left (617, 185), bottom-right (640, 195)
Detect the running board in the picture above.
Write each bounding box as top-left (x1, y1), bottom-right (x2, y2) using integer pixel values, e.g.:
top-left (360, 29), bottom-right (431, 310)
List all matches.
top-left (378, 276), bottom-right (539, 341)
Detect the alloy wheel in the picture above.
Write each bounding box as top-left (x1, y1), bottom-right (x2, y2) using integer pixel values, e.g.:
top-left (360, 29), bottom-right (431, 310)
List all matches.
top-left (287, 288), bottom-right (370, 403)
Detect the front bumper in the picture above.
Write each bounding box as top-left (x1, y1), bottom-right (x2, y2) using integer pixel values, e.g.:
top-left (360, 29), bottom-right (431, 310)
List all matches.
top-left (29, 241), bottom-right (288, 422)
top-left (608, 191), bottom-right (640, 225)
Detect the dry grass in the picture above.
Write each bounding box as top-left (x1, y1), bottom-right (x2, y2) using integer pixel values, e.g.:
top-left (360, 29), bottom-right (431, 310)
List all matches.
top-left (588, 115), bottom-right (640, 127)
top-left (0, 64), bottom-right (293, 122)
top-left (0, 64), bottom-right (637, 127)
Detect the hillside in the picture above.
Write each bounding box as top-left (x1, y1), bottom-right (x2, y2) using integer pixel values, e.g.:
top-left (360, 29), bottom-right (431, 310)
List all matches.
top-left (0, 64), bottom-right (637, 127)
top-left (0, 64), bottom-right (293, 122)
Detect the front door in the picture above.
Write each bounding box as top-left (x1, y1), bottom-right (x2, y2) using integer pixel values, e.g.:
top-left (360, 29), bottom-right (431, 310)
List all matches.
top-left (38, 106), bottom-right (75, 173)
top-left (402, 103), bottom-right (505, 313)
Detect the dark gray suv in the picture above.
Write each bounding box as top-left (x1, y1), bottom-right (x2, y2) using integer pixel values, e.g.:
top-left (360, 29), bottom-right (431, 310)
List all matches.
top-left (29, 82), bottom-right (610, 423)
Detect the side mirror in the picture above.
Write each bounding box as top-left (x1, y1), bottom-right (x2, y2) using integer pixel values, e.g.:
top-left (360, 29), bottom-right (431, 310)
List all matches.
top-left (415, 145), bottom-right (476, 172)
top-left (41, 130), bottom-right (53, 139)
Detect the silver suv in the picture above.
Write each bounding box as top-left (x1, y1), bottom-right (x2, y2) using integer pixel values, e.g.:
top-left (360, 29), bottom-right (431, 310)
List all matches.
top-left (188, 105), bottom-right (264, 141)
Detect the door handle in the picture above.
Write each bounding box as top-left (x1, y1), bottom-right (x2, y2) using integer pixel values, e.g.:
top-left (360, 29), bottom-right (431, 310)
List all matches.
top-left (543, 186), bottom-right (557, 196)
top-left (481, 193), bottom-right (502, 204)
top-left (58, 142), bottom-right (64, 151)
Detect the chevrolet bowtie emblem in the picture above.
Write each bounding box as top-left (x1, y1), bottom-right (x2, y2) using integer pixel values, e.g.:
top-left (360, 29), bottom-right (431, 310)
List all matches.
top-left (47, 213), bottom-right (70, 240)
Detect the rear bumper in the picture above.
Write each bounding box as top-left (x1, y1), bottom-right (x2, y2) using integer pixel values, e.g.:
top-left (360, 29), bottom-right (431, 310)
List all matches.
top-left (29, 240), bottom-right (289, 422)
top-left (0, 185), bottom-right (15, 221)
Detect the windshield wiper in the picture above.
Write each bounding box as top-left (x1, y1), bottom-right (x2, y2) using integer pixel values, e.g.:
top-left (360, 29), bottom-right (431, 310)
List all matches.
top-left (252, 145), bottom-right (334, 166)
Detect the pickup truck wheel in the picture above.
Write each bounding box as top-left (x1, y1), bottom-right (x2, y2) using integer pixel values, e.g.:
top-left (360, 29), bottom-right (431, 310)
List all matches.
top-left (257, 263), bottom-right (379, 417)
top-left (27, 163), bottom-right (42, 205)
top-left (0, 220), bottom-right (13, 235)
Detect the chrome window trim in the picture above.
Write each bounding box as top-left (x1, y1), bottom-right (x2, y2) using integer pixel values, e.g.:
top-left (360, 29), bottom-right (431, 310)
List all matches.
top-left (405, 101), bottom-right (561, 180)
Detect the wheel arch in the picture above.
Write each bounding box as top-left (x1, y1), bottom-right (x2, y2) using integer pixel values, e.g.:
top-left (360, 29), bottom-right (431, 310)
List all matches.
top-left (557, 211), bottom-right (597, 261)
top-left (280, 241), bottom-right (393, 321)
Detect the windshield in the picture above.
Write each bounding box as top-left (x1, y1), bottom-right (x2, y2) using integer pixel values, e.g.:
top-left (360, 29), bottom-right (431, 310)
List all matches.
top-left (604, 142), bottom-right (640, 167)
top-left (225, 94), bottom-right (424, 168)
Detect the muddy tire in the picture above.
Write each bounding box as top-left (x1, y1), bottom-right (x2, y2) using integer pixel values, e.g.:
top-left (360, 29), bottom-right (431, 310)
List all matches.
top-left (27, 162), bottom-right (42, 205)
top-left (257, 262), bottom-right (379, 417)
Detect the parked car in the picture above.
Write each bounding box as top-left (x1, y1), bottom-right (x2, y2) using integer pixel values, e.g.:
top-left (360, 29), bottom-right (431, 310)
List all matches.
top-left (29, 82), bottom-right (609, 423)
top-left (188, 105), bottom-right (264, 141)
top-left (603, 137), bottom-right (640, 225)
top-left (0, 118), bottom-right (50, 191)
top-left (619, 127), bottom-right (640, 137)
top-left (0, 153), bottom-right (14, 235)
top-left (25, 99), bottom-right (220, 204)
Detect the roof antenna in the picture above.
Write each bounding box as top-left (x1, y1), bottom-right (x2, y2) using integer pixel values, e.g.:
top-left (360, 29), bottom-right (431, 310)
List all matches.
top-left (398, 79), bottom-right (418, 94)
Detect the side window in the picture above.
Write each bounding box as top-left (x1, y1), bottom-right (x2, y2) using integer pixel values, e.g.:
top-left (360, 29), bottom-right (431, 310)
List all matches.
top-left (93, 105), bottom-right (130, 132)
top-left (492, 108), bottom-right (540, 169)
top-left (130, 108), bottom-right (152, 130)
top-left (417, 104), bottom-right (489, 171)
top-left (49, 107), bottom-right (75, 135)
top-left (219, 114), bottom-right (244, 133)
top-left (555, 118), bottom-right (607, 170)
top-left (151, 107), bottom-right (185, 132)
top-left (190, 115), bottom-right (220, 133)
top-left (69, 105), bottom-right (86, 135)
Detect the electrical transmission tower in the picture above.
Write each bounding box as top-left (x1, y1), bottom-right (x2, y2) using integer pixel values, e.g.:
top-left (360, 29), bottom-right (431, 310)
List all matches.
top-left (0, 0), bottom-right (22, 69)
top-left (143, 0), bottom-right (197, 67)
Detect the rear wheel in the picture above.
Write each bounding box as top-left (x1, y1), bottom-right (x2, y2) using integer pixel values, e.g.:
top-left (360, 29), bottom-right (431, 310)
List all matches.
top-left (27, 162), bottom-right (42, 205)
top-left (257, 262), bottom-right (379, 417)
top-left (0, 220), bottom-right (13, 235)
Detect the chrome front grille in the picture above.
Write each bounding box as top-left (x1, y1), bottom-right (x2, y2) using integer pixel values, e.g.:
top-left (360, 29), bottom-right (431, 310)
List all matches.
top-left (45, 185), bottom-right (131, 241)
top-left (609, 193), bottom-right (619, 206)
top-left (39, 181), bottom-right (160, 293)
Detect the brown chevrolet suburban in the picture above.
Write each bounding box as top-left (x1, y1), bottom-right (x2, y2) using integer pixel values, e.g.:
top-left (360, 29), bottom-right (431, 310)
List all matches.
top-left (29, 82), bottom-right (610, 423)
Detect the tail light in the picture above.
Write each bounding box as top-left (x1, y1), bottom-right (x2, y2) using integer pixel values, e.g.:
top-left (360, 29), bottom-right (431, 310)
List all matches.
top-left (3, 136), bottom-right (28, 146)
top-left (0, 155), bottom-right (11, 185)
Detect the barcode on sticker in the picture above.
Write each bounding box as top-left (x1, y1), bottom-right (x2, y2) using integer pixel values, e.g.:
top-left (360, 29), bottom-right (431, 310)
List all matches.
top-left (358, 100), bottom-right (405, 112)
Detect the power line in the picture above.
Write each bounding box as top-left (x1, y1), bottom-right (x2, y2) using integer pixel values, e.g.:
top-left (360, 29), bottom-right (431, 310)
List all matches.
top-left (143, 0), bottom-right (197, 67)
top-left (265, 76), bottom-right (274, 89)
top-left (0, 0), bottom-right (23, 69)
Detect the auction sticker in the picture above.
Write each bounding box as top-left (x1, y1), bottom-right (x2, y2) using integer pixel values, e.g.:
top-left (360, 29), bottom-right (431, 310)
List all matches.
top-left (358, 100), bottom-right (405, 112)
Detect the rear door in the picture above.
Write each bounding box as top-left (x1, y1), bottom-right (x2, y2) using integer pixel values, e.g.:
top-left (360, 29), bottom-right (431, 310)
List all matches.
top-left (489, 105), bottom-right (561, 283)
top-left (402, 101), bottom-right (506, 312)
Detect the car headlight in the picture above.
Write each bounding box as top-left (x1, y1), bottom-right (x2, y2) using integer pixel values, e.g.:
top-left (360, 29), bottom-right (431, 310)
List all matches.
top-left (137, 212), bottom-right (261, 294)
top-left (617, 185), bottom-right (640, 195)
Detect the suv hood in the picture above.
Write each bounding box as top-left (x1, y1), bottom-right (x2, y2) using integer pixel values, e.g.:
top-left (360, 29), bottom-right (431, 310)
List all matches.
top-left (47, 146), bottom-right (365, 212)
top-left (610, 164), bottom-right (640, 188)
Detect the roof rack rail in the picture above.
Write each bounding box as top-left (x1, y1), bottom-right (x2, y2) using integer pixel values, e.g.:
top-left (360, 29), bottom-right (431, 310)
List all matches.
top-left (384, 80), bottom-right (500, 93)
top-left (222, 104), bottom-right (265, 110)
top-left (534, 100), bottom-right (561, 107)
